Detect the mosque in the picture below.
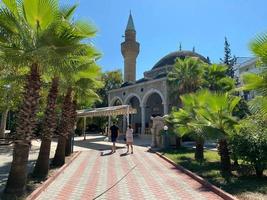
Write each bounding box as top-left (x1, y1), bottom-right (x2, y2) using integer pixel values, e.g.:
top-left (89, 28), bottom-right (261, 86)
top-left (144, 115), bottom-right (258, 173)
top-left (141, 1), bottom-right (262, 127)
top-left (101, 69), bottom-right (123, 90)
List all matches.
top-left (108, 13), bottom-right (210, 135)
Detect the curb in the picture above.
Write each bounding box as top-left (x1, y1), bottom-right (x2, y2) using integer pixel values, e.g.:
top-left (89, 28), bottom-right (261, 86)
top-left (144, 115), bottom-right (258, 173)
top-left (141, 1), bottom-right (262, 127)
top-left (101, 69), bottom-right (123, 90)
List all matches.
top-left (153, 150), bottom-right (238, 200)
top-left (27, 151), bottom-right (82, 200)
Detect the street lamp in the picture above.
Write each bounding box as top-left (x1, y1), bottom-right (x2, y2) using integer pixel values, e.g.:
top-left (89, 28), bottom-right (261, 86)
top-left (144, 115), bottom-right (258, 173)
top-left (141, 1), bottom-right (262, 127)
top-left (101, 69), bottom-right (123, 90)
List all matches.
top-left (163, 125), bottom-right (168, 131)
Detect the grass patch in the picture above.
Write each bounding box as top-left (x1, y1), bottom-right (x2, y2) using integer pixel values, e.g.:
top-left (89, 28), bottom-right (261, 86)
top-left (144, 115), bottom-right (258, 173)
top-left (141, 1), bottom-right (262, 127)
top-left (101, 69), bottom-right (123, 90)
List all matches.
top-left (162, 147), bottom-right (267, 200)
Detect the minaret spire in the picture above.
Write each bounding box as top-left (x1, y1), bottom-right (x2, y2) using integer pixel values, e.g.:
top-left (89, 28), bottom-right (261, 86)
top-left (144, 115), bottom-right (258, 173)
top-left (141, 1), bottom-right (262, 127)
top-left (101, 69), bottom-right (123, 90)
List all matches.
top-left (126, 11), bottom-right (135, 31)
top-left (121, 12), bottom-right (140, 82)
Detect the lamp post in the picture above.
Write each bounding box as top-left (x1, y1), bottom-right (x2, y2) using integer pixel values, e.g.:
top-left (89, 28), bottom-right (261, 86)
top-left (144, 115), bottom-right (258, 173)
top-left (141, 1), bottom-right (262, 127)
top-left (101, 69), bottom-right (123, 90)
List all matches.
top-left (163, 125), bottom-right (168, 149)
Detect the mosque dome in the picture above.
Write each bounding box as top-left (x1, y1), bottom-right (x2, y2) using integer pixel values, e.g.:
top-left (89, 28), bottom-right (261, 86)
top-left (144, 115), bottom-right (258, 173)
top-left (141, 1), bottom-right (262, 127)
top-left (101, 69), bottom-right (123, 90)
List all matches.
top-left (152, 50), bottom-right (209, 70)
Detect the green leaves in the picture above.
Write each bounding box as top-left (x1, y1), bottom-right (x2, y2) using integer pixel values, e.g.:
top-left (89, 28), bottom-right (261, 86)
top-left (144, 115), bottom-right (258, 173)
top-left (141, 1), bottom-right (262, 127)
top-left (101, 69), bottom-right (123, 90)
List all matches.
top-left (203, 64), bottom-right (235, 92)
top-left (60, 4), bottom-right (77, 20)
top-left (241, 72), bottom-right (267, 96)
top-left (23, 0), bottom-right (59, 31)
top-left (169, 90), bottom-right (240, 140)
top-left (167, 57), bottom-right (205, 94)
top-left (250, 32), bottom-right (267, 64)
top-left (2, 0), bottom-right (19, 17)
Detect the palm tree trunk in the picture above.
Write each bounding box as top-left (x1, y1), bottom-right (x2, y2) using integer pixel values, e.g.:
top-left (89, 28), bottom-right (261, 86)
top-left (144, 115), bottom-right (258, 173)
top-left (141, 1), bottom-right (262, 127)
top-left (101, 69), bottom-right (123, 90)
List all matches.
top-left (66, 100), bottom-right (77, 156)
top-left (218, 138), bottom-right (232, 175)
top-left (53, 135), bottom-right (66, 166)
top-left (33, 138), bottom-right (51, 177)
top-left (5, 63), bottom-right (41, 196)
top-left (65, 100), bottom-right (77, 156)
top-left (52, 88), bottom-right (72, 166)
top-left (0, 109), bottom-right (8, 138)
top-left (65, 134), bottom-right (72, 156)
top-left (195, 138), bottom-right (204, 161)
top-left (33, 77), bottom-right (59, 178)
top-left (4, 142), bottom-right (30, 196)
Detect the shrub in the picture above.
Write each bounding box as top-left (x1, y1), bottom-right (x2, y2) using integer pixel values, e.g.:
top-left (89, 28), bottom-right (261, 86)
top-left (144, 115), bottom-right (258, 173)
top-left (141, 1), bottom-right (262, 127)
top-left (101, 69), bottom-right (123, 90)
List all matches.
top-left (231, 114), bottom-right (267, 177)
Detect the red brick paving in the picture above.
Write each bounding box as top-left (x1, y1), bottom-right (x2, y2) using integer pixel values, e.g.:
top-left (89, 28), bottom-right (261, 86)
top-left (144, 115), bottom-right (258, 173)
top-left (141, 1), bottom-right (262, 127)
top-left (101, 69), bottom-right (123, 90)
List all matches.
top-left (35, 146), bottom-right (224, 200)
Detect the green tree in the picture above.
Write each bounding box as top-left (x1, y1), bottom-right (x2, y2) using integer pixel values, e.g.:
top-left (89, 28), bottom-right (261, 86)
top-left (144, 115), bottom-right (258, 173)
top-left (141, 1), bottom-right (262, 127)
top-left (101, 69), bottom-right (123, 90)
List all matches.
top-left (32, 5), bottom-right (100, 178)
top-left (168, 93), bottom-right (206, 161)
top-left (52, 62), bottom-right (102, 167)
top-left (203, 64), bottom-right (235, 92)
top-left (0, 0), bottom-right (99, 195)
top-left (220, 37), bottom-right (237, 78)
top-left (231, 113), bottom-right (267, 177)
top-left (241, 32), bottom-right (267, 118)
top-left (96, 70), bottom-right (123, 107)
top-left (167, 57), bottom-right (205, 107)
top-left (170, 90), bottom-right (240, 174)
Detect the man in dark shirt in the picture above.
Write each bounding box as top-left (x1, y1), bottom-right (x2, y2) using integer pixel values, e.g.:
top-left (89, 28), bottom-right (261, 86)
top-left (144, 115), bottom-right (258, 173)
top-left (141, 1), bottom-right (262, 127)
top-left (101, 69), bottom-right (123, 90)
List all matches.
top-left (110, 122), bottom-right (119, 153)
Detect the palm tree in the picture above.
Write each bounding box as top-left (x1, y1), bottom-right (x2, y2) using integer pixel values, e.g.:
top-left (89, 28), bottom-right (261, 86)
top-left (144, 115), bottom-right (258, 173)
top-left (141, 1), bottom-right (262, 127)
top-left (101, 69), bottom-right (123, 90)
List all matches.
top-left (203, 64), bottom-right (235, 92)
top-left (33, 5), bottom-right (100, 178)
top-left (0, 0), bottom-right (97, 195)
top-left (168, 93), bottom-right (207, 161)
top-left (168, 57), bottom-right (205, 105)
top-left (240, 32), bottom-right (267, 117)
top-left (170, 90), bottom-right (240, 174)
top-left (52, 63), bottom-right (102, 166)
top-left (167, 57), bottom-right (206, 147)
top-left (196, 90), bottom-right (240, 175)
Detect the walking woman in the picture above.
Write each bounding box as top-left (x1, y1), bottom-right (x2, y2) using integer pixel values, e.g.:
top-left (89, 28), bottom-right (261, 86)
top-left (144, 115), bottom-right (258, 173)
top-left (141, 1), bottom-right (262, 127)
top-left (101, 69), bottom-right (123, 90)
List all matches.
top-left (126, 125), bottom-right (134, 154)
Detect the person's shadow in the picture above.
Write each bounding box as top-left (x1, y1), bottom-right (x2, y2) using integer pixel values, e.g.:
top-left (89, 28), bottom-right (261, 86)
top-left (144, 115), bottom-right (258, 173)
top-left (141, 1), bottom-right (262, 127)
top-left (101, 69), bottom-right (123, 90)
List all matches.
top-left (120, 152), bottom-right (129, 157)
top-left (100, 150), bottom-right (114, 156)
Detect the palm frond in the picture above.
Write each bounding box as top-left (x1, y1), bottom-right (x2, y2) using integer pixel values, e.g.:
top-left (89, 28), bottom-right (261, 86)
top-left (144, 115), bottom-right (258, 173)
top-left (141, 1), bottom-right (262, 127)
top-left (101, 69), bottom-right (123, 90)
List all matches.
top-left (22, 0), bottom-right (59, 31)
top-left (250, 32), bottom-right (267, 63)
top-left (248, 96), bottom-right (267, 119)
top-left (241, 72), bottom-right (267, 96)
top-left (2, 0), bottom-right (19, 17)
top-left (60, 4), bottom-right (77, 20)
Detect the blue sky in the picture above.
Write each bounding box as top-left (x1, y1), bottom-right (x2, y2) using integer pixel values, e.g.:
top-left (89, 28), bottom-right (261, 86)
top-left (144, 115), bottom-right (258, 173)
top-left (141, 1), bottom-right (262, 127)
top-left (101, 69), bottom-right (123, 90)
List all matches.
top-left (68, 0), bottom-right (267, 80)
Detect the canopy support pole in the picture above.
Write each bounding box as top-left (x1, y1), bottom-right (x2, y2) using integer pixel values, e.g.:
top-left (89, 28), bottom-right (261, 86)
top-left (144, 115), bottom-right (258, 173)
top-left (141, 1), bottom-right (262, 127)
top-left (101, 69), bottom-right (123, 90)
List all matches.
top-left (108, 116), bottom-right (111, 136)
top-left (126, 105), bottom-right (130, 127)
top-left (83, 117), bottom-right (86, 140)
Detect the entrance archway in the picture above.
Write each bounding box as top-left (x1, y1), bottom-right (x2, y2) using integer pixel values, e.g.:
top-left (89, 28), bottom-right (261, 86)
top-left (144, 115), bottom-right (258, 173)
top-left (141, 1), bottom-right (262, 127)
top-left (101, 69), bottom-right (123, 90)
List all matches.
top-left (143, 92), bottom-right (164, 134)
top-left (125, 94), bottom-right (141, 134)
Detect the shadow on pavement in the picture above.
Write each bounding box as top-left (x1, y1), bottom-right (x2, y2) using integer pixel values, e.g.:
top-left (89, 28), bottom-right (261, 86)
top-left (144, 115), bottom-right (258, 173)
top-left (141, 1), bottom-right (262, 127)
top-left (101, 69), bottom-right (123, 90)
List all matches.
top-left (100, 151), bottom-right (114, 156)
top-left (120, 152), bottom-right (129, 157)
top-left (74, 135), bottom-right (126, 152)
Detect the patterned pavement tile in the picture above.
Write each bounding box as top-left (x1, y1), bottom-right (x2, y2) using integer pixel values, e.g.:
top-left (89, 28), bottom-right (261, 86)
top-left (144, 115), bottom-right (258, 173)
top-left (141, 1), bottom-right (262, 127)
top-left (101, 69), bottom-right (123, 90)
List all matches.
top-left (34, 144), bottom-right (224, 200)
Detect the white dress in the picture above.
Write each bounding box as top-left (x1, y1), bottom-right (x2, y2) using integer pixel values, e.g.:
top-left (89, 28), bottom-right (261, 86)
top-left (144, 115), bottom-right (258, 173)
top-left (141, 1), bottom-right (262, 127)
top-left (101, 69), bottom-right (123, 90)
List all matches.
top-left (126, 128), bottom-right (134, 143)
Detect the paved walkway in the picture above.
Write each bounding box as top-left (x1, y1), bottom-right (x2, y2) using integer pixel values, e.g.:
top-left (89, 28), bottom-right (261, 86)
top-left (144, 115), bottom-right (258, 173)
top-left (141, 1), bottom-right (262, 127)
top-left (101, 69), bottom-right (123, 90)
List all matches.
top-left (35, 141), bottom-right (223, 200)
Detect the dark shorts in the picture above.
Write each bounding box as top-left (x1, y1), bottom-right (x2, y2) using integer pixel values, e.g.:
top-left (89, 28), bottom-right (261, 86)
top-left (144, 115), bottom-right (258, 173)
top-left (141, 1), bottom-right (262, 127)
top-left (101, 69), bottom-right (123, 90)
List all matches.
top-left (111, 137), bottom-right (117, 142)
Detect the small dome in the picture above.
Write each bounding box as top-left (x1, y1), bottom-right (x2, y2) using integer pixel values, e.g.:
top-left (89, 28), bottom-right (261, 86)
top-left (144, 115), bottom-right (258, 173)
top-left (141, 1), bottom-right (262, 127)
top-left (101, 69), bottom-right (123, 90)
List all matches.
top-left (152, 51), bottom-right (209, 70)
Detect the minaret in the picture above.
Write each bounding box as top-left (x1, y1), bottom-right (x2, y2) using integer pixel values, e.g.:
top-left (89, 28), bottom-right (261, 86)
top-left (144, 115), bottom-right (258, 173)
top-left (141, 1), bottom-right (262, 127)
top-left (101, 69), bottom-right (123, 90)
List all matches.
top-left (121, 12), bottom-right (140, 82)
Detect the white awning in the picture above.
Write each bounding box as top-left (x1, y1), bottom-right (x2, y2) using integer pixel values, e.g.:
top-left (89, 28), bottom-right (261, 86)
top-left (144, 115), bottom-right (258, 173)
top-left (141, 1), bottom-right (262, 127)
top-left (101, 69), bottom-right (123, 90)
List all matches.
top-left (77, 105), bottom-right (137, 118)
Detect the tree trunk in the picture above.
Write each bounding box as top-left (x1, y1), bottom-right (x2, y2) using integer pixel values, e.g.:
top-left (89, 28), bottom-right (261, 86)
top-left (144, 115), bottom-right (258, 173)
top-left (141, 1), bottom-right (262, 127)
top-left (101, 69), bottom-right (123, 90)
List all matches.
top-left (255, 164), bottom-right (264, 177)
top-left (52, 88), bottom-right (72, 166)
top-left (53, 135), bottom-right (66, 166)
top-left (4, 143), bottom-right (30, 196)
top-left (33, 139), bottom-right (51, 178)
top-left (176, 136), bottom-right (182, 148)
top-left (0, 109), bottom-right (8, 138)
top-left (5, 64), bottom-right (41, 196)
top-left (65, 100), bottom-right (77, 156)
top-left (65, 134), bottom-right (72, 156)
top-left (33, 77), bottom-right (59, 178)
top-left (195, 138), bottom-right (204, 161)
top-left (218, 138), bottom-right (232, 175)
